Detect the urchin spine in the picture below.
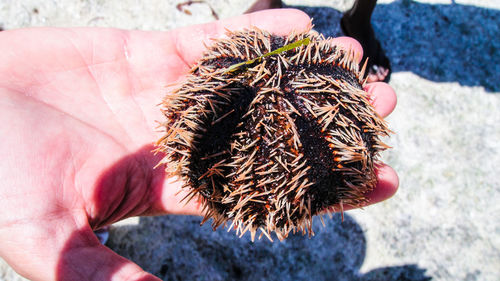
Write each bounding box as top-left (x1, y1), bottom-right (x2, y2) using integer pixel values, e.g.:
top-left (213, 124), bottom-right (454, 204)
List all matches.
top-left (157, 28), bottom-right (390, 241)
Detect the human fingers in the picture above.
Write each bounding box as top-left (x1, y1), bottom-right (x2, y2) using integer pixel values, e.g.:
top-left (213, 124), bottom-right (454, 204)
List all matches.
top-left (364, 81), bottom-right (397, 117)
top-left (363, 163), bottom-right (399, 206)
top-left (124, 8), bottom-right (311, 82)
top-left (119, 9), bottom-right (312, 133)
top-left (360, 82), bottom-right (398, 207)
top-left (152, 176), bottom-right (205, 216)
top-left (167, 8), bottom-right (312, 66)
top-left (327, 164), bottom-right (399, 213)
top-left (330, 36), bottom-right (364, 64)
top-left (318, 37), bottom-right (398, 210)
top-left (329, 37), bottom-right (396, 118)
top-left (152, 155), bottom-right (399, 216)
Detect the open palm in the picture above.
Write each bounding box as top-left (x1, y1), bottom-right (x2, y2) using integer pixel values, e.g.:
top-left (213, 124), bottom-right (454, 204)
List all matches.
top-left (0, 9), bottom-right (397, 281)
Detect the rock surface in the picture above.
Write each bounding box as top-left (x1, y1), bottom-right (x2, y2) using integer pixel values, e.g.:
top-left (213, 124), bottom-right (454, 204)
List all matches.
top-left (1, 0), bottom-right (499, 280)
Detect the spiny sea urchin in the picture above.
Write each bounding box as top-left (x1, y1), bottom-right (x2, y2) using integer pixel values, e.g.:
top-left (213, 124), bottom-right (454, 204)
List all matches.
top-left (156, 27), bottom-right (391, 241)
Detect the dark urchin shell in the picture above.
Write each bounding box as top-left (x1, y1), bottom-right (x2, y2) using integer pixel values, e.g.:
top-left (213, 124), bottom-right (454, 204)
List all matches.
top-left (157, 28), bottom-right (391, 241)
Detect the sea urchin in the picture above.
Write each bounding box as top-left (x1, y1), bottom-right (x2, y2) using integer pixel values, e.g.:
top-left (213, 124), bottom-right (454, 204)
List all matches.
top-left (156, 27), bottom-right (391, 241)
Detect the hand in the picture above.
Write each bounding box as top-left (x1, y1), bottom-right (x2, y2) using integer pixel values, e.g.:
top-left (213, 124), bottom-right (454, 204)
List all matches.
top-left (0, 9), bottom-right (397, 281)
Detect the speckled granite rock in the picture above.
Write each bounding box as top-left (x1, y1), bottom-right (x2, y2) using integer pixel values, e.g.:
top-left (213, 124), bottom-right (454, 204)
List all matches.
top-left (1, 1), bottom-right (499, 280)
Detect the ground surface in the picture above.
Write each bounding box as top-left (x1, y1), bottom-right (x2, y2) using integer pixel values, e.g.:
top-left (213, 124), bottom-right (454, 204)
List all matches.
top-left (1, 0), bottom-right (499, 280)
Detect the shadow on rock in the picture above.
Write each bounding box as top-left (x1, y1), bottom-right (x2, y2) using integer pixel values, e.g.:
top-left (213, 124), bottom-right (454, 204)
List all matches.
top-left (107, 214), bottom-right (430, 281)
top-left (291, 0), bottom-right (500, 92)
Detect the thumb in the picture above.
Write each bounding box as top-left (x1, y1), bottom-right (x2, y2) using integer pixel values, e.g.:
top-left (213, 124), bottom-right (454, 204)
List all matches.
top-left (57, 227), bottom-right (160, 281)
top-left (1, 221), bottom-right (160, 281)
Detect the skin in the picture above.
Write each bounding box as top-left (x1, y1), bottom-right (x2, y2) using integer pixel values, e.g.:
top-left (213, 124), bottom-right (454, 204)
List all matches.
top-left (0, 9), bottom-right (397, 281)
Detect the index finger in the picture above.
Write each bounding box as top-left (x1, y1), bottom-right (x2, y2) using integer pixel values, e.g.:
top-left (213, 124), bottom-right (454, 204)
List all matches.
top-left (171, 8), bottom-right (312, 66)
top-left (123, 9), bottom-right (312, 89)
